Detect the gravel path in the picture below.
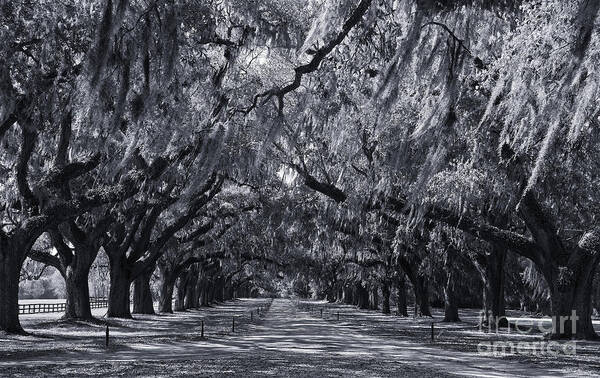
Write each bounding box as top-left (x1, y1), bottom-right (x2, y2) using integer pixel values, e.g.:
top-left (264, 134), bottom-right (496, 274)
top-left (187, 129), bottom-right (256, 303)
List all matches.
top-left (0, 299), bottom-right (569, 377)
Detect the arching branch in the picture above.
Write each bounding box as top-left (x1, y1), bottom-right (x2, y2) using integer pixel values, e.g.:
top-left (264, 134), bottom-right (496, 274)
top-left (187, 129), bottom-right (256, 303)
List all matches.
top-left (239, 0), bottom-right (373, 114)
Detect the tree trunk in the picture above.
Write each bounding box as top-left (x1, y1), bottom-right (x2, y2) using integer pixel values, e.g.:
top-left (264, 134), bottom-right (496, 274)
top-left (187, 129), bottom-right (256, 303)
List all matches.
top-left (240, 282), bottom-right (250, 298)
top-left (476, 246), bottom-right (507, 327)
top-left (593, 271), bottom-right (600, 317)
top-left (356, 282), bottom-right (369, 309)
top-left (443, 279), bottom-right (460, 322)
top-left (546, 260), bottom-right (598, 340)
top-left (184, 268), bottom-right (200, 309)
top-left (132, 268), bottom-right (155, 314)
top-left (228, 279), bottom-right (236, 300)
top-left (396, 277), bottom-right (408, 316)
top-left (195, 274), bottom-right (205, 305)
top-left (199, 278), bottom-right (209, 307)
top-left (60, 240), bottom-right (100, 321)
top-left (400, 259), bottom-right (431, 317)
top-left (208, 280), bottom-right (215, 304)
top-left (343, 285), bottom-right (353, 304)
top-left (214, 276), bottom-right (225, 302)
top-left (201, 284), bottom-right (209, 306)
top-left (443, 246), bottom-right (460, 322)
top-left (64, 265), bottom-right (93, 320)
top-left (107, 254), bottom-right (132, 318)
top-left (382, 282), bottom-right (391, 314)
top-left (370, 286), bottom-right (379, 310)
top-left (223, 284), bottom-right (232, 301)
top-left (184, 282), bottom-right (198, 308)
top-left (326, 283), bottom-right (336, 302)
top-left (414, 275), bottom-right (431, 317)
top-left (326, 289), bottom-right (335, 302)
top-left (0, 238), bottom-right (25, 334)
top-left (159, 277), bottom-right (175, 313)
top-left (175, 275), bottom-right (188, 311)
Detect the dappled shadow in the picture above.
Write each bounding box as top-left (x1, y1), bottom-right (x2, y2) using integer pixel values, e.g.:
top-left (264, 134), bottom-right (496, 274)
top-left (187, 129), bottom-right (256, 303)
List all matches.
top-left (1, 299), bottom-right (588, 377)
top-left (300, 300), bottom-right (600, 376)
top-left (0, 298), bottom-right (272, 363)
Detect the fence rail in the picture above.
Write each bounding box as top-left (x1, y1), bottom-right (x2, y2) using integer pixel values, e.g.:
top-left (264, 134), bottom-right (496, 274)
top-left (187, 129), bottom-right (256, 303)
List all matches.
top-left (18, 298), bottom-right (108, 315)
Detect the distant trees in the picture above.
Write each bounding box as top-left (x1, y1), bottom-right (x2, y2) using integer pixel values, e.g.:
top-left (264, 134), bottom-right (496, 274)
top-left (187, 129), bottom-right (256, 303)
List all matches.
top-left (292, 274), bottom-right (313, 298)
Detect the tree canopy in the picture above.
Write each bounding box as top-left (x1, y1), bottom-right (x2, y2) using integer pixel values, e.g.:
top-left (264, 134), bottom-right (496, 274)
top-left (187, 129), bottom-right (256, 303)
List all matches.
top-left (2, 0), bottom-right (600, 342)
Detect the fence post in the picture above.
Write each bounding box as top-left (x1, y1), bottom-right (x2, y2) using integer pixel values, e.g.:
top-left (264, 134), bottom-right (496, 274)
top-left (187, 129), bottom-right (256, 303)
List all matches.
top-left (201, 320), bottom-right (204, 338)
top-left (232, 316), bottom-right (235, 332)
top-left (105, 325), bottom-right (110, 347)
top-left (337, 312), bottom-right (340, 321)
top-left (431, 322), bottom-right (434, 342)
top-left (251, 311), bottom-right (253, 321)
top-left (320, 308), bottom-right (323, 318)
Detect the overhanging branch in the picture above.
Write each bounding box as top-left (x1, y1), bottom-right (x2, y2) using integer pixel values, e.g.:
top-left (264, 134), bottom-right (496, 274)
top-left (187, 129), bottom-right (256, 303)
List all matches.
top-left (239, 0), bottom-right (372, 114)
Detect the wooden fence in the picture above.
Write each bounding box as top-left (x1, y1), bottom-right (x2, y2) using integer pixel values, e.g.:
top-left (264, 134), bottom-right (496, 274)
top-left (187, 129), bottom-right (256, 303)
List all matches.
top-left (18, 297), bottom-right (108, 315)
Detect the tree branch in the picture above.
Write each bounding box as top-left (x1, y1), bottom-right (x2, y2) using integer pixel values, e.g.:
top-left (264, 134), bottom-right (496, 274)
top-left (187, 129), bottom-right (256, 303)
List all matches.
top-left (239, 0), bottom-right (372, 114)
top-left (43, 153), bottom-right (102, 188)
top-left (54, 110), bottom-right (72, 167)
top-left (27, 249), bottom-right (66, 278)
top-left (16, 127), bottom-right (38, 212)
top-left (386, 196), bottom-right (540, 264)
